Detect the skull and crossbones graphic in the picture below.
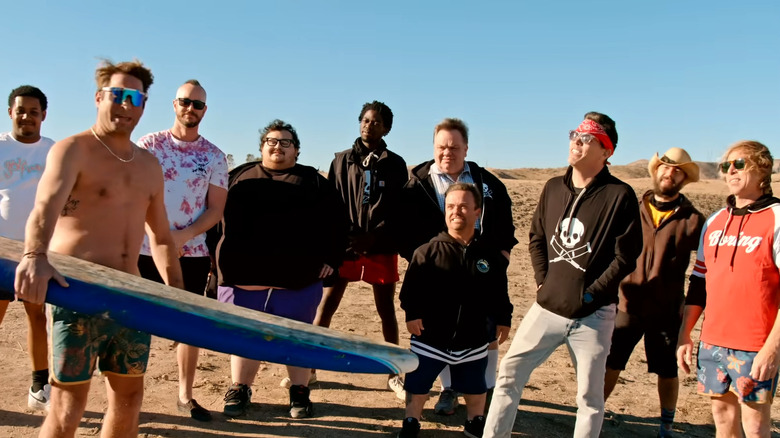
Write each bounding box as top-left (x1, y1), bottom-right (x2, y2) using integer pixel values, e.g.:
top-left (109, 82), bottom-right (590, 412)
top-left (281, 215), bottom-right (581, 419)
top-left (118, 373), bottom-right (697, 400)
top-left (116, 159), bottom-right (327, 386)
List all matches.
top-left (549, 217), bottom-right (591, 271)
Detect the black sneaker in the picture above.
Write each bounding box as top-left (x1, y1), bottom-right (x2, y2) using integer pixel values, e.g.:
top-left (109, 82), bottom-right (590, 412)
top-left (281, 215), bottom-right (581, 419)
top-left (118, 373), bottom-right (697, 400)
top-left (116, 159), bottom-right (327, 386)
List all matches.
top-left (464, 415), bottom-right (485, 438)
top-left (289, 385), bottom-right (313, 418)
top-left (397, 417), bottom-right (420, 438)
top-left (177, 398), bottom-right (212, 422)
top-left (223, 383), bottom-right (252, 417)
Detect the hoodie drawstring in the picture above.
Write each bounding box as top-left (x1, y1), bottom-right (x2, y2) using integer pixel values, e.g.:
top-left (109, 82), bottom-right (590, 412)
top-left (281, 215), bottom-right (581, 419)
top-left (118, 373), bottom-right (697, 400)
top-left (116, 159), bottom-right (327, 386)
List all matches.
top-left (712, 209), bottom-right (732, 263)
top-left (555, 187), bottom-right (588, 238)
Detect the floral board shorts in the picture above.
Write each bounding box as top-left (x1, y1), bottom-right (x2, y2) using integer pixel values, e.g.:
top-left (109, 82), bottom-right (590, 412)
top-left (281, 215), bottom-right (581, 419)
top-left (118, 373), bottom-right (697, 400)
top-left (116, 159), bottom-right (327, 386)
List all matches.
top-left (697, 341), bottom-right (779, 403)
top-left (48, 305), bottom-right (151, 384)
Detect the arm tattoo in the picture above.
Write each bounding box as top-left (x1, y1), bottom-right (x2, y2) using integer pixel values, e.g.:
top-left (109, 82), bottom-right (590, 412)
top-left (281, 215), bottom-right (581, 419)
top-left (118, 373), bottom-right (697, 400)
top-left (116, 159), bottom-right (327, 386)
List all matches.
top-left (61, 195), bottom-right (80, 216)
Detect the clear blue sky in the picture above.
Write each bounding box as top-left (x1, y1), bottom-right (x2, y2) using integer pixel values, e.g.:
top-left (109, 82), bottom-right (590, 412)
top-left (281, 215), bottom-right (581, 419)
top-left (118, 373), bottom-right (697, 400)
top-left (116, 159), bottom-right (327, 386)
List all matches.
top-left (2, 0), bottom-right (778, 170)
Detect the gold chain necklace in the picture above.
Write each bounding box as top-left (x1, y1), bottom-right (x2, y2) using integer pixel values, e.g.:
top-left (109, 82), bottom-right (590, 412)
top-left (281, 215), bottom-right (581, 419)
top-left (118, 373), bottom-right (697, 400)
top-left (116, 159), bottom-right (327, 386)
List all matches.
top-left (90, 127), bottom-right (135, 163)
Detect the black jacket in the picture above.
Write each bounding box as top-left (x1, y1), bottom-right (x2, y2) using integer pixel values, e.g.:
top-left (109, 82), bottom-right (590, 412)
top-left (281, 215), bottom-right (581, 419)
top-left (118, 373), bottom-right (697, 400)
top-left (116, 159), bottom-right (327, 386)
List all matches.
top-left (399, 160), bottom-right (518, 261)
top-left (400, 232), bottom-right (513, 351)
top-left (328, 139), bottom-right (408, 256)
top-left (216, 162), bottom-right (348, 289)
top-left (530, 166), bottom-right (642, 318)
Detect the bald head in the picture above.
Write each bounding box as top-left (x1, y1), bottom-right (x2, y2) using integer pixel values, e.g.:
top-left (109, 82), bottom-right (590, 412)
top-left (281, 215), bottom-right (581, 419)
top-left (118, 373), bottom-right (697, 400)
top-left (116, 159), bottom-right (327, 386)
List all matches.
top-left (176, 82), bottom-right (206, 102)
top-left (173, 81), bottom-right (207, 130)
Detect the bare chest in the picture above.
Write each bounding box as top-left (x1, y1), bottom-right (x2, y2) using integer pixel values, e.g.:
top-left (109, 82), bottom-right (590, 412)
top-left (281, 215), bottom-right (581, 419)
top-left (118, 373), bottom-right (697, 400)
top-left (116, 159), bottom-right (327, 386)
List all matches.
top-left (68, 158), bottom-right (155, 213)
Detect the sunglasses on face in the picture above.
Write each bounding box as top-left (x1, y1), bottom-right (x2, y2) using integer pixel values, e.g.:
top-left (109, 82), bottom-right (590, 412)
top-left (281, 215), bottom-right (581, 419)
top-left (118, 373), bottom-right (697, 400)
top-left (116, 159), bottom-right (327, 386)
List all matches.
top-left (568, 130), bottom-right (597, 145)
top-left (265, 137), bottom-right (294, 148)
top-left (101, 87), bottom-right (146, 107)
top-left (719, 158), bottom-right (746, 173)
top-left (176, 98), bottom-right (206, 110)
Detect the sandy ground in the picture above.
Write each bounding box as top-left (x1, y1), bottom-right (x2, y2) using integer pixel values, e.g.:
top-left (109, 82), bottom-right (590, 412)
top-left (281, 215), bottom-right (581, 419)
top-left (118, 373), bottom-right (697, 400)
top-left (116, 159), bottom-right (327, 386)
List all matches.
top-left (1, 169), bottom-right (779, 437)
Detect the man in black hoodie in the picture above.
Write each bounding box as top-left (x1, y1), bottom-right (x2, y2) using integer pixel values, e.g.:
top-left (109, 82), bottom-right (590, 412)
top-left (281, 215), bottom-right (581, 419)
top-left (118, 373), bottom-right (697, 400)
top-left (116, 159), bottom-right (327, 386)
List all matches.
top-left (398, 182), bottom-right (513, 438)
top-left (483, 112), bottom-right (641, 438)
top-left (400, 118), bottom-right (518, 415)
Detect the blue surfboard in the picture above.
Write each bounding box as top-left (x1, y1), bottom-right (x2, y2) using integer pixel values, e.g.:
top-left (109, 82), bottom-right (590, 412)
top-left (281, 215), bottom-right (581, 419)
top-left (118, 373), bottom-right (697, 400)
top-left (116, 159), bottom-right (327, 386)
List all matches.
top-left (0, 237), bottom-right (417, 375)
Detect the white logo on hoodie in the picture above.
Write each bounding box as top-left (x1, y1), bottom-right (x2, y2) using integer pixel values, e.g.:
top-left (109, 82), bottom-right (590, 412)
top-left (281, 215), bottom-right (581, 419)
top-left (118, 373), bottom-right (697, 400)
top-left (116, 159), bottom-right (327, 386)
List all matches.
top-left (550, 217), bottom-right (592, 271)
top-left (707, 230), bottom-right (762, 253)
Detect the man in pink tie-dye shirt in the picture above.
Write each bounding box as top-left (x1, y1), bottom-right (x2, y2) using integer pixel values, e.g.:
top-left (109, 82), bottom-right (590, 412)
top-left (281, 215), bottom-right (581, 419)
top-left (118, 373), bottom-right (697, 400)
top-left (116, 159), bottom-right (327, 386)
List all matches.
top-left (136, 79), bottom-right (228, 422)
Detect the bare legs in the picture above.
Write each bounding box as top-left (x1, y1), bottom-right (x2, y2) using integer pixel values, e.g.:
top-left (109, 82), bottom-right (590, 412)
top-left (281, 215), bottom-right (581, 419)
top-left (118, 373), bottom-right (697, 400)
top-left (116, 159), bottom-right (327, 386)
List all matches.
top-left (711, 392), bottom-right (772, 438)
top-left (40, 375), bottom-right (144, 438)
top-left (24, 301), bottom-right (48, 375)
top-left (316, 279), bottom-right (399, 344)
top-left (177, 344), bottom-right (199, 403)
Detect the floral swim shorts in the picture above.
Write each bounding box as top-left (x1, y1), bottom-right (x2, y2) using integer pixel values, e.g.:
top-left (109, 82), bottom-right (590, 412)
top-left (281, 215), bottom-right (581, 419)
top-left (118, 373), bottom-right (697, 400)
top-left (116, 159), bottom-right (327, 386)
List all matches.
top-left (48, 305), bottom-right (151, 384)
top-left (697, 341), bottom-right (779, 403)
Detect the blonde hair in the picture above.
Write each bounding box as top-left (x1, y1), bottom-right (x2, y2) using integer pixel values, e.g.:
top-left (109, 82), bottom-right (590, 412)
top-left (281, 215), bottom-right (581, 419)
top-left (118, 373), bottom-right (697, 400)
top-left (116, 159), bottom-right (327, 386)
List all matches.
top-left (722, 140), bottom-right (773, 195)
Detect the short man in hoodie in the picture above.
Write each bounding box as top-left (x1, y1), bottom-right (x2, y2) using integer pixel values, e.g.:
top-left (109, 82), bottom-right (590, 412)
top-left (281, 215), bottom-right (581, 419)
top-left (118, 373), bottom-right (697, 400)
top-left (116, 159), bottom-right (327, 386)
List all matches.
top-left (400, 118), bottom-right (518, 415)
top-left (398, 182), bottom-right (513, 438)
top-left (483, 112), bottom-right (642, 438)
top-left (604, 147), bottom-right (704, 437)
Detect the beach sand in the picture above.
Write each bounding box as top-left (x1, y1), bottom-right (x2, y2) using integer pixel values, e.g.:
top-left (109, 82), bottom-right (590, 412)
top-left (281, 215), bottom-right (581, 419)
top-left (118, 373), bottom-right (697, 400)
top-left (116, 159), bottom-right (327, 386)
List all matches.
top-left (1, 164), bottom-right (778, 437)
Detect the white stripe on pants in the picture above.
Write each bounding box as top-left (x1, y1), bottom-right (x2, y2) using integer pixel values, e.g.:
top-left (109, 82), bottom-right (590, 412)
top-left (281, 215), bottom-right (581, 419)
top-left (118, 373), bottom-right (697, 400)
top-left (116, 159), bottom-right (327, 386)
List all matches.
top-left (483, 302), bottom-right (616, 438)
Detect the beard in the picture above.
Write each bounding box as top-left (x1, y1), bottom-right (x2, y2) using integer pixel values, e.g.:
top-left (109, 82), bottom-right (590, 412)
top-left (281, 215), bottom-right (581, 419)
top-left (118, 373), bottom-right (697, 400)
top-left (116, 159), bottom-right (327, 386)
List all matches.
top-left (653, 176), bottom-right (683, 197)
top-left (177, 113), bottom-right (201, 128)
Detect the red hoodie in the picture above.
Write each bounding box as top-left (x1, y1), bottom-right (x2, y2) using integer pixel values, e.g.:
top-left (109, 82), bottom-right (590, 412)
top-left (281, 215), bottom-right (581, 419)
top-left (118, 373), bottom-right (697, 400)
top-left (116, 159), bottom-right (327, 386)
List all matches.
top-left (688, 195), bottom-right (780, 351)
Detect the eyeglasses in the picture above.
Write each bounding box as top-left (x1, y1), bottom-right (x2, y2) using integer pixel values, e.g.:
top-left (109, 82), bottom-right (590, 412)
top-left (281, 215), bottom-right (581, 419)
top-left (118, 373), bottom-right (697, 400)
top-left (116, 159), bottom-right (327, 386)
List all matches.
top-left (569, 130), bottom-right (597, 145)
top-left (176, 98), bottom-right (206, 110)
top-left (101, 87), bottom-right (146, 107)
top-left (719, 158), bottom-right (746, 173)
top-left (264, 137), bottom-right (294, 148)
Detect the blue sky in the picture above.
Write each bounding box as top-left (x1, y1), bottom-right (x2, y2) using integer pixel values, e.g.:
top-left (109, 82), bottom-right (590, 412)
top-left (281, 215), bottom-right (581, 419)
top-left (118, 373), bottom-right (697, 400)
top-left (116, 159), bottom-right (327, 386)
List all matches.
top-left (2, 0), bottom-right (778, 171)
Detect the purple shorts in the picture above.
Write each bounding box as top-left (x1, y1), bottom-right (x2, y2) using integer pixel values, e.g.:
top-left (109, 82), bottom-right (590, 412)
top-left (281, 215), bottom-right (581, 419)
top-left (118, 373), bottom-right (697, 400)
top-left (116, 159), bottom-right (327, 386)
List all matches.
top-left (217, 282), bottom-right (323, 324)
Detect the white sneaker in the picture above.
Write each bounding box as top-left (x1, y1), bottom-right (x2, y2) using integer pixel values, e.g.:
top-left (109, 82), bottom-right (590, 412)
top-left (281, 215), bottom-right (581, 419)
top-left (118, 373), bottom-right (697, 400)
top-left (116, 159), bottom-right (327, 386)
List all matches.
top-left (280, 371), bottom-right (318, 388)
top-left (388, 375), bottom-right (406, 401)
top-left (28, 384), bottom-right (50, 411)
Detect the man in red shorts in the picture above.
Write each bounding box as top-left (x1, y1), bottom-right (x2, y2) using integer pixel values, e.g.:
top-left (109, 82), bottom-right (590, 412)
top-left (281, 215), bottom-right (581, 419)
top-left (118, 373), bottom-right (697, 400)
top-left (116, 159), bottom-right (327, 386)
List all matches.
top-left (313, 101), bottom-right (409, 399)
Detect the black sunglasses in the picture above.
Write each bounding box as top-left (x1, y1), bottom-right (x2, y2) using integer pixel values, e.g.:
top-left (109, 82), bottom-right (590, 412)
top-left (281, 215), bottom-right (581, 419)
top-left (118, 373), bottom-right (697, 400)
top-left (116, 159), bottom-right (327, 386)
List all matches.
top-left (176, 98), bottom-right (206, 110)
top-left (719, 158), bottom-right (746, 173)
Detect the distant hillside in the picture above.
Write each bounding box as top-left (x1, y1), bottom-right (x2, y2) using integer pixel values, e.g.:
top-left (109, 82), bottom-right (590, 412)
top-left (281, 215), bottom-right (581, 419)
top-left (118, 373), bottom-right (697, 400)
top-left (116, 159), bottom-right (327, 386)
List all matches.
top-left (491, 159), bottom-right (780, 181)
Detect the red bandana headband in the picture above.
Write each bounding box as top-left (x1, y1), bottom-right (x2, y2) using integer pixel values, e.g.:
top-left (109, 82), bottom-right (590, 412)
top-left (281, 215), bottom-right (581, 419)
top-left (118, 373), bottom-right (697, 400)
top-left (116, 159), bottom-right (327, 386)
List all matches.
top-left (575, 119), bottom-right (614, 152)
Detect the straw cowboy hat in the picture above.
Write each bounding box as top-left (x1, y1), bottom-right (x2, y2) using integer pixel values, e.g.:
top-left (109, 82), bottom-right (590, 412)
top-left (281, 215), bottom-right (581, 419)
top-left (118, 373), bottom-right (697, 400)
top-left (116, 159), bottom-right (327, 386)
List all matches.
top-left (648, 147), bottom-right (700, 186)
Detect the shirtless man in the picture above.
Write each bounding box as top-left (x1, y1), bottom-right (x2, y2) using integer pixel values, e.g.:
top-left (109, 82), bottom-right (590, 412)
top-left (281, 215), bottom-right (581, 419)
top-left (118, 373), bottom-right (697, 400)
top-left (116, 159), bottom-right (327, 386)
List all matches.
top-left (15, 60), bottom-right (184, 438)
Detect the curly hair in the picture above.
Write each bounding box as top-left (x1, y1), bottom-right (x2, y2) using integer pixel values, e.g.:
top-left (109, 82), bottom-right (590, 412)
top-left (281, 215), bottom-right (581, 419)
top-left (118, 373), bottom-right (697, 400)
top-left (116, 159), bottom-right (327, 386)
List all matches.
top-left (359, 101), bottom-right (393, 133)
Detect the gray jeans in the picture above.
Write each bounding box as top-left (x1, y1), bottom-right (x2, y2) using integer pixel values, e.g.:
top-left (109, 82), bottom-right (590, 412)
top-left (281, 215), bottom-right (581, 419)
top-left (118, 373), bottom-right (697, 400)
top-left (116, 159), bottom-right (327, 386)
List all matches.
top-left (484, 302), bottom-right (616, 438)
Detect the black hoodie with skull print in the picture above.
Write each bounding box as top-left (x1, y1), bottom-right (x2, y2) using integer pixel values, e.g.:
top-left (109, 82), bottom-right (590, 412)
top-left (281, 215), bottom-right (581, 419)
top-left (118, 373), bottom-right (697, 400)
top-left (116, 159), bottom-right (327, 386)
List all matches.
top-left (529, 165), bottom-right (642, 318)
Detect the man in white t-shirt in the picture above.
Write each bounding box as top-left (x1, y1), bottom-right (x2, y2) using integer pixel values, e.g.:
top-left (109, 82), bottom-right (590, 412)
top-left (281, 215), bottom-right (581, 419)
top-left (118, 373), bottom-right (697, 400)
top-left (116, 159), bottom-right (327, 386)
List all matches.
top-left (0, 85), bottom-right (55, 411)
top-left (137, 79), bottom-right (228, 422)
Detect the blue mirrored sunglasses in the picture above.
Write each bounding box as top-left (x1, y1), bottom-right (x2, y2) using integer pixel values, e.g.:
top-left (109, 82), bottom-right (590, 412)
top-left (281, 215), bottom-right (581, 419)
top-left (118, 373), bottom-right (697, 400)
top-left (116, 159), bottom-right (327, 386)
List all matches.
top-left (101, 87), bottom-right (146, 107)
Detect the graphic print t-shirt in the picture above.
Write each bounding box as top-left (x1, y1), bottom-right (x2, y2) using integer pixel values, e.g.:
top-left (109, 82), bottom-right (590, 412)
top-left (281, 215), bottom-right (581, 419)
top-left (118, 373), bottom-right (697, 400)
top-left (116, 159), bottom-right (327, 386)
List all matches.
top-left (0, 132), bottom-right (55, 240)
top-left (137, 130), bottom-right (228, 257)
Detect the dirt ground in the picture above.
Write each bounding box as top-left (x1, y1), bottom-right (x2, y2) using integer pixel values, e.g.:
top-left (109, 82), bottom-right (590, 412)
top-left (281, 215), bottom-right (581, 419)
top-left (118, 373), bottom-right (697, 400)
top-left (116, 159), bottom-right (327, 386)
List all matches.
top-left (1, 168), bottom-right (779, 437)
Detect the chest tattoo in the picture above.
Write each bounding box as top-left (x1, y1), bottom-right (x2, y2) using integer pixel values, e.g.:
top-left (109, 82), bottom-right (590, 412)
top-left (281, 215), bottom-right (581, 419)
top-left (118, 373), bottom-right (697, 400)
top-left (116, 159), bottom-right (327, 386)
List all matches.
top-left (61, 195), bottom-right (80, 216)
